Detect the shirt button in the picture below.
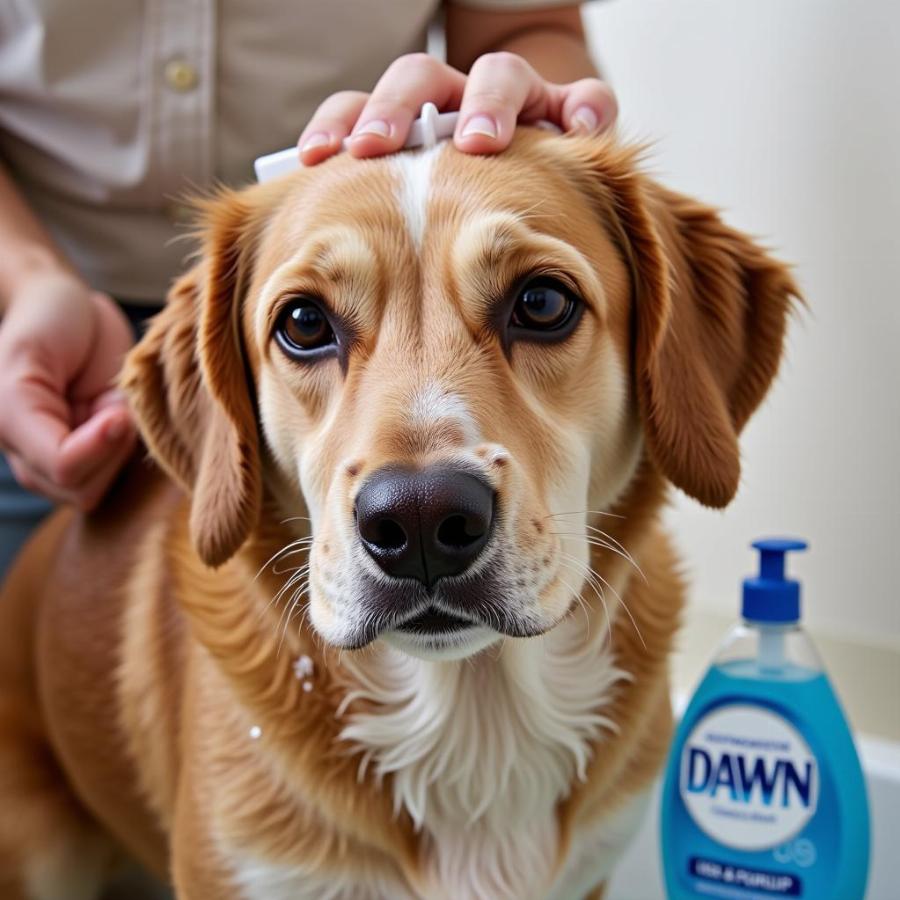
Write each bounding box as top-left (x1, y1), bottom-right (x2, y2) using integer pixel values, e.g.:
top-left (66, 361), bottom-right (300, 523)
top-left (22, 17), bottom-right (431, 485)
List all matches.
top-left (164, 58), bottom-right (199, 93)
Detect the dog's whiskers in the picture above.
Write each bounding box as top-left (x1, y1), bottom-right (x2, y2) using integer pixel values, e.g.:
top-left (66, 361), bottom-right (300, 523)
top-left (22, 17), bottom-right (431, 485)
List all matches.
top-left (558, 553), bottom-right (613, 650)
top-left (263, 560), bottom-right (309, 606)
top-left (257, 562), bottom-right (310, 635)
top-left (277, 578), bottom-right (312, 658)
top-left (554, 531), bottom-right (628, 561)
top-left (275, 573), bottom-right (312, 656)
top-left (254, 536), bottom-right (314, 582)
top-left (558, 551), bottom-right (646, 651)
top-left (546, 508), bottom-right (645, 583)
top-left (591, 567), bottom-right (646, 652)
top-left (554, 569), bottom-right (592, 637)
top-left (271, 547), bottom-right (314, 576)
top-left (582, 525), bottom-right (645, 582)
top-left (544, 509), bottom-right (624, 520)
top-left (253, 534), bottom-right (317, 640)
top-left (550, 530), bottom-right (647, 584)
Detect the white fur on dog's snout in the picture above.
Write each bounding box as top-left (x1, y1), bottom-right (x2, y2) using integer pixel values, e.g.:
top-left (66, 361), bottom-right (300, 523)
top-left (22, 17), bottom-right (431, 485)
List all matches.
top-left (409, 381), bottom-right (480, 446)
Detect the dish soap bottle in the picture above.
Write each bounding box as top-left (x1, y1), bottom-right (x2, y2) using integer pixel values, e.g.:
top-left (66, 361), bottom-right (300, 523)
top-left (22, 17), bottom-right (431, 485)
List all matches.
top-left (661, 538), bottom-right (869, 898)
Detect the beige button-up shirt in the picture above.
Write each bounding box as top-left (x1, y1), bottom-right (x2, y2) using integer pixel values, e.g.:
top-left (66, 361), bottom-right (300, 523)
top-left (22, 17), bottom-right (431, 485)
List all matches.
top-left (0, 0), bottom-right (570, 303)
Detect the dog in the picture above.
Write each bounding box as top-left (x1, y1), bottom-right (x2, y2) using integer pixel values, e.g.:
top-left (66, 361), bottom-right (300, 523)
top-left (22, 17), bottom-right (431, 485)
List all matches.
top-left (0, 130), bottom-right (797, 899)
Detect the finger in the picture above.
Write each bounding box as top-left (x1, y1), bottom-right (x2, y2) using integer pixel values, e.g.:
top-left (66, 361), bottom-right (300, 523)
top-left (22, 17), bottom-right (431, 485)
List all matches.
top-left (558, 79), bottom-right (619, 134)
top-left (56, 404), bottom-right (134, 489)
top-left (69, 428), bottom-right (137, 512)
top-left (71, 384), bottom-right (132, 429)
top-left (9, 421), bottom-right (133, 511)
top-left (6, 453), bottom-right (74, 505)
top-left (9, 408), bottom-right (135, 510)
top-left (298, 90), bottom-right (370, 166)
top-left (454, 52), bottom-right (550, 155)
top-left (0, 381), bottom-right (73, 486)
top-left (347, 54), bottom-right (466, 159)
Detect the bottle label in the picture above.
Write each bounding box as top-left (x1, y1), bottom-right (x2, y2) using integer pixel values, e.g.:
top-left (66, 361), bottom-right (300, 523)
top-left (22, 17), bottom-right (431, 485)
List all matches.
top-left (680, 705), bottom-right (818, 851)
top-left (663, 674), bottom-right (870, 899)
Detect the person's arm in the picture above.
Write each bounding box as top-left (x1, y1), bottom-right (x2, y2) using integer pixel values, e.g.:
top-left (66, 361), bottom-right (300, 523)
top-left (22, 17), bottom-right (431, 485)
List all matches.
top-left (0, 160), bottom-right (135, 508)
top-left (298, 3), bottom-right (616, 165)
top-left (0, 163), bottom-right (74, 311)
top-left (445, 3), bottom-right (598, 83)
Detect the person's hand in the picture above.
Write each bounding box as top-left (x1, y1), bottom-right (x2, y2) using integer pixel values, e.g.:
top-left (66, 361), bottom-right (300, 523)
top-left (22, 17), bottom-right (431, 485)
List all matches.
top-left (0, 271), bottom-right (136, 510)
top-left (297, 52), bottom-right (617, 165)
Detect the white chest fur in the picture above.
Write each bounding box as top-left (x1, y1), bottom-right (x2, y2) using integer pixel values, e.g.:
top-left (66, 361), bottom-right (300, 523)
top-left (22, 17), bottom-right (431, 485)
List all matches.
top-left (231, 792), bottom-right (649, 900)
top-left (334, 617), bottom-right (630, 900)
top-left (230, 618), bottom-right (641, 900)
top-left (232, 857), bottom-right (411, 900)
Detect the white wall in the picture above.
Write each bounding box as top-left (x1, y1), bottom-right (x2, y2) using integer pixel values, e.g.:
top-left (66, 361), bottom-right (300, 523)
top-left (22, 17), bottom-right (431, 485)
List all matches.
top-left (583, 0), bottom-right (900, 646)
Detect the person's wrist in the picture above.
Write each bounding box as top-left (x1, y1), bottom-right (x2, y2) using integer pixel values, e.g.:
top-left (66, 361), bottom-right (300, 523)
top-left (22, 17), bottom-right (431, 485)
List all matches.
top-left (0, 248), bottom-right (84, 313)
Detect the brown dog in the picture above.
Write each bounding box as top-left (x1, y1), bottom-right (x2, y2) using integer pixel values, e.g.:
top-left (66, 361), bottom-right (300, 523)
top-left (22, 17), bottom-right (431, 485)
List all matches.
top-left (0, 131), bottom-right (797, 899)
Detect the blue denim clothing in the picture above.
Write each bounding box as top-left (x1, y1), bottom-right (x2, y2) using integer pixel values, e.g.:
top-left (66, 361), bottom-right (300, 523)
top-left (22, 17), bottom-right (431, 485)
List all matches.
top-left (0, 302), bottom-right (157, 581)
top-left (0, 454), bottom-right (52, 578)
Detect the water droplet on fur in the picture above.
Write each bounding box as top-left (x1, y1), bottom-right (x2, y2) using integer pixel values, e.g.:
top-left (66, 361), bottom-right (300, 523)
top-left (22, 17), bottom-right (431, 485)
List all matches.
top-left (303, 681), bottom-right (313, 693)
top-left (249, 725), bottom-right (262, 740)
top-left (294, 654), bottom-right (315, 679)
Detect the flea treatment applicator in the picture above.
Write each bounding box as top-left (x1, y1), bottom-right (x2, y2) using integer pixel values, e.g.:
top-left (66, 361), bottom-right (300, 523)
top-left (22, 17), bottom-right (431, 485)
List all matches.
top-left (254, 102), bottom-right (460, 182)
top-left (253, 102), bottom-right (560, 183)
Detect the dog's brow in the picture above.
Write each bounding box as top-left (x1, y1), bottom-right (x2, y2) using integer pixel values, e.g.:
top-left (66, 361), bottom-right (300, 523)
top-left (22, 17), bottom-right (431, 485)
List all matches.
top-left (451, 213), bottom-right (606, 316)
top-left (307, 229), bottom-right (377, 289)
top-left (452, 213), bottom-right (524, 275)
top-left (255, 227), bottom-right (378, 334)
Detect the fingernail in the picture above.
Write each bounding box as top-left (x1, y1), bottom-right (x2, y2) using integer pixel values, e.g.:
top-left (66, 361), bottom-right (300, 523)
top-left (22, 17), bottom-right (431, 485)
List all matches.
top-left (461, 115), bottom-right (498, 140)
top-left (301, 132), bottom-right (331, 153)
top-left (353, 119), bottom-right (392, 139)
top-left (572, 105), bottom-right (599, 133)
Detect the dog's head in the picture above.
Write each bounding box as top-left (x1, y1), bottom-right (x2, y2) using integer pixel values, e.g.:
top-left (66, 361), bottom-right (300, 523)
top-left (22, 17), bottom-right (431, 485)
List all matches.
top-left (122, 132), bottom-right (797, 659)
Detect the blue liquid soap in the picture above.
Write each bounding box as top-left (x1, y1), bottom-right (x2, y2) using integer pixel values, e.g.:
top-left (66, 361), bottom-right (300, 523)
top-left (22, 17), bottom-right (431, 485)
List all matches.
top-left (661, 539), bottom-right (870, 899)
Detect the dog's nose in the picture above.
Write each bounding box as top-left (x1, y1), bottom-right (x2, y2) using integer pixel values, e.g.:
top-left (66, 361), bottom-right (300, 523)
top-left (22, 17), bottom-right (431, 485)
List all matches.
top-left (355, 466), bottom-right (495, 587)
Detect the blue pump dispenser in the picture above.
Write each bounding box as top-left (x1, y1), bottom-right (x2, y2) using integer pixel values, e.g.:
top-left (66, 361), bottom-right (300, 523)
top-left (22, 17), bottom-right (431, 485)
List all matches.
top-left (742, 539), bottom-right (806, 624)
top-left (661, 538), bottom-right (870, 899)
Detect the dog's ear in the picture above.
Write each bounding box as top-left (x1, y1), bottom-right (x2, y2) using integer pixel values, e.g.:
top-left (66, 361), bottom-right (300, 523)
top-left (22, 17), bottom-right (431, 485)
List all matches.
top-left (586, 143), bottom-right (800, 507)
top-left (121, 191), bottom-right (262, 566)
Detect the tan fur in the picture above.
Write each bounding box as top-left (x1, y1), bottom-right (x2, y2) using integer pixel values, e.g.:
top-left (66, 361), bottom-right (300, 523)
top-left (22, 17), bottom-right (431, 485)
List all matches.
top-left (0, 131), bottom-right (799, 899)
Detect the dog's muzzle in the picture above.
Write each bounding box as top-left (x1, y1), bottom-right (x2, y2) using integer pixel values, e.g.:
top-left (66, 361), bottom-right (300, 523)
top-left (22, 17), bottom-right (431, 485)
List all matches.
top-left (355, 465), bottom-right (495, 589)
top-left (346, 465), bottom-right (549, 649)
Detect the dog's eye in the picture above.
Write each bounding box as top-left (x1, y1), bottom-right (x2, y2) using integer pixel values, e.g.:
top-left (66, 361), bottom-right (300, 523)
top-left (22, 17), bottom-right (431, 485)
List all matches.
top-left (510, 278), bottom-right (577, 333)
top-left (275, 298), bottom-right (336, 357)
